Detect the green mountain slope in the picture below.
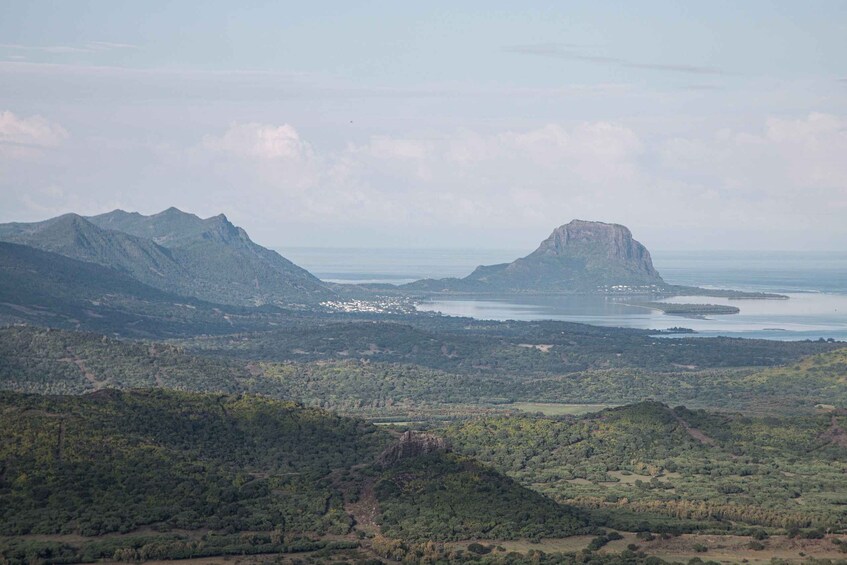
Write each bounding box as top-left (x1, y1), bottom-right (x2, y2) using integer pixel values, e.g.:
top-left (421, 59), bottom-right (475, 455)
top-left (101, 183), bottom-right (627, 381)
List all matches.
top-left (741, 347), bottom-right (847, 406)
top-left (375, 451), bottom-right (587, 541)
top-left (0, 242), bottom-right (281, 337)
top-left (0, 209), bottom-right (332, 306)
top-left (0, 214), bottom-right (187, 288)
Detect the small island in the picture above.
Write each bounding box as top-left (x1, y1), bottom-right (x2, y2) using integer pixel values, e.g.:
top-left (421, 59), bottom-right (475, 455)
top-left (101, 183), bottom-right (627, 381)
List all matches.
top-left (642, 302), bottom-right (741, 318)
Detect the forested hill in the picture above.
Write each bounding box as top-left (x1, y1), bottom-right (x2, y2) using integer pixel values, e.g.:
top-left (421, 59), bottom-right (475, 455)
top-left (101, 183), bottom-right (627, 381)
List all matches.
top-left (0, 389), bottom-right (389, 536)
top-left (0, 388), bottom-right (588, 562)
top-left (0, 208), bottom-right (332, 307)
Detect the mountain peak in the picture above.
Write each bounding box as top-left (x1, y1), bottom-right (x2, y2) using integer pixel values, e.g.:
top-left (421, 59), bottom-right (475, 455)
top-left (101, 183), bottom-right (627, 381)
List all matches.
top-left (153, 206), bottom-right (199, 220)
top-left (532, 220), bottom-right (647, 262)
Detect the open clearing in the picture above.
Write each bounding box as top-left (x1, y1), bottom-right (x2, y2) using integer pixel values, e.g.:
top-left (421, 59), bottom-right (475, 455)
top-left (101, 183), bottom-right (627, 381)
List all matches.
top-left (509, 402), bottom-right (615, 416)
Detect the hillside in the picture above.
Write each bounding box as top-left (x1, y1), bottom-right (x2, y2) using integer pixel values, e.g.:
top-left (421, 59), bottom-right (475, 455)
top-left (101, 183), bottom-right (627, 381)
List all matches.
top-left (0, 389), bottom-right (588, 563)
top-left (0, 242), bottom-right (296, 338)
top-left (741, 347), bottom-right (847, 406)
top-left (444, 402), bottom-right (847, 533)
top-left (0, 209), bottom-right (332, 307)
top-left (0, 389), bottom-right (388, 536)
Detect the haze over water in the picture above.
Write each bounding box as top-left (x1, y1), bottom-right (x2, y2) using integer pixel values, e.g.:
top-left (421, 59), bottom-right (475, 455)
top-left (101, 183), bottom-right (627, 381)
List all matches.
top-left (279, 247), bottom-right (847, 341)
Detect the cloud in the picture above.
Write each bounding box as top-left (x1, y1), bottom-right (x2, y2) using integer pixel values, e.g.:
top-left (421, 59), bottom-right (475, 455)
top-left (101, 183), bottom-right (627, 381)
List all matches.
top-left (505, 43), bottom-right (727, 76)
top-left (202, 122), bottom-right (314, 161)
top-left (657, 112), bottom-right (847, 228)
top-left (196, 122), bottom-right (320, 192)
top-left (0, 110), bottom-right (69, 158)
top-left (184, 120), bottom-right (648, 230)
top-left (186, 114), bottom-right (847, 243)
top-left (5, 112), bottom-right (846, 248)
top-left (85, 42), bottom-right (138, 50)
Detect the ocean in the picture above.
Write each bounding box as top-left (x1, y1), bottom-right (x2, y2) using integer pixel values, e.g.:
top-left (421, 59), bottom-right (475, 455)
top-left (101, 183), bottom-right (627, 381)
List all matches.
top-left (277, 247), bottom-right (847, 341)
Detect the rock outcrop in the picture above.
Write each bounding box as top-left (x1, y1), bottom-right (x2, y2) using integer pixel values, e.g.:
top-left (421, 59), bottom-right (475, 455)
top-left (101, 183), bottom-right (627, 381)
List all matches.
top-left (377, 431), bottom-right (450, 468)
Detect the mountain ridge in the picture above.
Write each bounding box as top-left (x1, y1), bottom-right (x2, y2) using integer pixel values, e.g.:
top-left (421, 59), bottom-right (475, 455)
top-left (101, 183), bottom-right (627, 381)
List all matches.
top-left (0, 208), bottom-right (333, 307)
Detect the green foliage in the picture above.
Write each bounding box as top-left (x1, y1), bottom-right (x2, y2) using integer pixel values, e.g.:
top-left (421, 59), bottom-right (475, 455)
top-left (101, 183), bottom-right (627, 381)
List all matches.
top-left (0, 242), bottom-right (300, 338)
top-left (0, 326), bottom-right (253, 395)
top-left (0, 389), bottom-right (391, 537)
top-left (0, 533), bottom-right (356, 565)
top-left (374, 453), bottom-right (588, 541)
top-left (442, 402), bottom-right (847, 533)
top-left (3, 325), bottom-right (845, 420)
top-left (188, 316), bottom-right (840, 373)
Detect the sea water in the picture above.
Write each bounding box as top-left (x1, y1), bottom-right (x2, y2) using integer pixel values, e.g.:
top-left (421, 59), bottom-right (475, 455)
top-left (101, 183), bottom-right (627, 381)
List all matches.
top-left (277, 247), bottom-right (847, 341)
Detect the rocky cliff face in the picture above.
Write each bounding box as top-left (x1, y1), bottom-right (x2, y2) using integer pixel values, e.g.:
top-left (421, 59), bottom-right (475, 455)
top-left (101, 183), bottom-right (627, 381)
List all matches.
top-left (526, 220), bottom-right (660, 279)
top-left (378, 431), bottom-right (450, 468)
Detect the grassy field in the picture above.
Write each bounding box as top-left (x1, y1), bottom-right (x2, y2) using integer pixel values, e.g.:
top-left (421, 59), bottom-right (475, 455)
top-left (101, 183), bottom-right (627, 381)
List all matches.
top-left (508, 402), bottom-right (616, 416)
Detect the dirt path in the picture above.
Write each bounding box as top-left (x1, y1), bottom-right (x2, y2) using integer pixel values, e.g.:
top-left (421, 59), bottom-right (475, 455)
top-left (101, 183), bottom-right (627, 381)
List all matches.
top-left (823, 416), bottom-right (847, 447)
top-left (75, 359), bottom-right (99, 386)
top-left (344, 477), bottom-right (381, 533)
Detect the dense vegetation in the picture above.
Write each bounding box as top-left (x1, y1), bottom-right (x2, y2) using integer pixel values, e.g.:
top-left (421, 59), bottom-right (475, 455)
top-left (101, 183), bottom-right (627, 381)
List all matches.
top-left (0, 388), bottom-right (605, 563)
top-left (186, 317), bottom-right (841, 372)
top-left (374, 453), bottom-right (588, 541)
top-left (3, 327), bottom-right (845, 417)
top-left (443, 402), bottom-right (847, 533)
top-left (0, 389), bottom-right (389, 537)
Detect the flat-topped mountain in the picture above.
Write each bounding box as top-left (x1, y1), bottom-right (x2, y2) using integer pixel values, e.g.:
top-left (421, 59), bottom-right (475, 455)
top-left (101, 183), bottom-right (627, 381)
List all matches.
top-left (407, 219), bottom-right (668, 293)
top-left (0, 208), bottom-right (332, 306)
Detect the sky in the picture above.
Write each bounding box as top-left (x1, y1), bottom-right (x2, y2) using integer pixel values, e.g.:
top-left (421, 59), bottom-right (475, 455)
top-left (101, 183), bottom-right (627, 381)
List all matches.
top-left (1, 1), bottom-right (846, 251)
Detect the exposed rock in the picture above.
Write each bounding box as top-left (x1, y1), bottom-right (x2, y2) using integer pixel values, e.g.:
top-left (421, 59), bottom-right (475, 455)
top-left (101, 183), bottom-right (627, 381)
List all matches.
top-left (377, 431), bottom-right (450, 468)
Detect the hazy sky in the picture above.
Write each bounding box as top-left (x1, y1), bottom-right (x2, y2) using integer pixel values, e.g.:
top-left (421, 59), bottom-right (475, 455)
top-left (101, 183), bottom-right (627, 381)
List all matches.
top-left (1, 1), bottom-right (846, 251)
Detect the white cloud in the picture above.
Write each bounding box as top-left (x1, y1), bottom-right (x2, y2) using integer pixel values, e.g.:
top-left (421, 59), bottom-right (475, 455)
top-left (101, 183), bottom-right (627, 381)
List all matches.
top-left (6, 113), bottom-right (845, 249)
top-left (189, 114), bottom-right (847, 245)
top-left (658, 112), bottom-right (847, 224)
top-left (202, 122), bottom-right (313, 161)
top-left (0, 110), bottom-right (69, 158)
top-left (197, 122), bottom-right (320, 192)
